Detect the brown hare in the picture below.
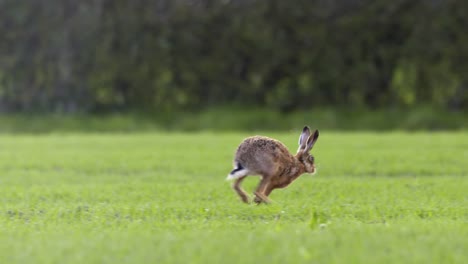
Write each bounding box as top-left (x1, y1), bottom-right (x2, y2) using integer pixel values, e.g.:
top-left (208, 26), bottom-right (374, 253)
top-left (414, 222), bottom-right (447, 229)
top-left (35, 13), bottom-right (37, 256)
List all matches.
top-left (227, 126), bottom-right (319, 204)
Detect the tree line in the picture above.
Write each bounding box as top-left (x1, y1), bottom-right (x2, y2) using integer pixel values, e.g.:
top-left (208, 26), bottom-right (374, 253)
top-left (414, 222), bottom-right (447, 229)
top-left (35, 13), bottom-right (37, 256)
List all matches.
top-left (0, 0), bottom-right (467, 113)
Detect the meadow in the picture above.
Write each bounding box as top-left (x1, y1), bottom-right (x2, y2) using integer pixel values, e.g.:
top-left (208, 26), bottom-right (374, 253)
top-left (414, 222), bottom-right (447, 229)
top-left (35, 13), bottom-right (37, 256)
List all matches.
top-left (0, 131), bottom-right (467, 263)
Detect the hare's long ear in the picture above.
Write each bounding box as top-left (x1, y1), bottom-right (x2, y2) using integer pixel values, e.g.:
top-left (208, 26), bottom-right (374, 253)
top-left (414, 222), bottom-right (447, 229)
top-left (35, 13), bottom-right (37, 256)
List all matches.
top-left (305, 129), bottom-right (319, 152)
top-left (298, 126), bottom-right (311, 150)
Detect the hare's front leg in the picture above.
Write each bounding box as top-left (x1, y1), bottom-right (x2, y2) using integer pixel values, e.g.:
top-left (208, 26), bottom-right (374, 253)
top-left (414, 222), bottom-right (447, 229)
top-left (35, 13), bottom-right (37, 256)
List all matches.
top-left (253, 177), bottom-right (271, 204)
top-left (232, 176), bottom-right (250, 203)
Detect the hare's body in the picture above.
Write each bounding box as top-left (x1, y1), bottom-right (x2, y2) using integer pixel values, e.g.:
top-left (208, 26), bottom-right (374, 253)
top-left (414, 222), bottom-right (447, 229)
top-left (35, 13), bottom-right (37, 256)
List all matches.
top-left (230, 136), bottom-right (305, 185)
top-left (227, 127), bottom-right (319, 204)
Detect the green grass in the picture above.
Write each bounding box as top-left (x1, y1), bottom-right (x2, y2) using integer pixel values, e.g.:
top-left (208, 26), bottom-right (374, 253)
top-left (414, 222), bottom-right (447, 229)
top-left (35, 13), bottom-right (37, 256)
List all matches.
top-left (0, 132), bottom-right (467, 263)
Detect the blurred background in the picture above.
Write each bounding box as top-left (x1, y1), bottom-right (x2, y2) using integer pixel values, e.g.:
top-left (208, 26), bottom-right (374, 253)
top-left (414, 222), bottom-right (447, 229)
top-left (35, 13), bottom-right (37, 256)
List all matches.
top-left (0, 0), bottom-right (467, 132)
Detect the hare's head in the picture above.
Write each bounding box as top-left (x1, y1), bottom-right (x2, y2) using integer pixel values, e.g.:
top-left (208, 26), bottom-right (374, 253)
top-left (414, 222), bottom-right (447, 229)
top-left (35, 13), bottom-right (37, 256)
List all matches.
top-left (296, 126), bottom-right (319, 174)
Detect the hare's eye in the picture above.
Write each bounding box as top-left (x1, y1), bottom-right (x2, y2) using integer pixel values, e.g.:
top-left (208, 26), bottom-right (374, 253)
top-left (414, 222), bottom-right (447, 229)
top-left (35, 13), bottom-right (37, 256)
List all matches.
top-left (309, 156), bottom-right (314, 162)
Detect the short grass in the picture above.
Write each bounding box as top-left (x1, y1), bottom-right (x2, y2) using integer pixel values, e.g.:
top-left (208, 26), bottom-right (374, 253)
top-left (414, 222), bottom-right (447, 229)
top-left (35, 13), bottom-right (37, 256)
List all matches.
top-left (0, 131), bottom-right (467, 263)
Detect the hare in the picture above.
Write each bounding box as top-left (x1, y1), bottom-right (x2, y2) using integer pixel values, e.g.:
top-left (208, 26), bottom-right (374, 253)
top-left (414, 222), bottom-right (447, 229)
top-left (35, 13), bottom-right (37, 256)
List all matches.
top-left (226, 126), bottom-right (319, 204)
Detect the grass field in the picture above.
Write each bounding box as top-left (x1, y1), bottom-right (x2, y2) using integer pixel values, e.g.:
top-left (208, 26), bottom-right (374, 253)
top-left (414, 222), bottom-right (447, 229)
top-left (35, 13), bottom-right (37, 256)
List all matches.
top-left (0, 131), bottom-right (467, 263)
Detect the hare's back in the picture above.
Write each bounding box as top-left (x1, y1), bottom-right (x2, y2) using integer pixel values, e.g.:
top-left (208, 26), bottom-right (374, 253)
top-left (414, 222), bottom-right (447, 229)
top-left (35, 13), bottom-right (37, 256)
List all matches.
top-left (235, 136), bottom-right (290, 168)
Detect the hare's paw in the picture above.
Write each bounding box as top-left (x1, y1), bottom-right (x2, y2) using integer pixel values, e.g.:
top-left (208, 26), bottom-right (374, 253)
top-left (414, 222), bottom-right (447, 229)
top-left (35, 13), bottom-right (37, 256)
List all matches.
top-left (254, 192), bottom-right (270, 204)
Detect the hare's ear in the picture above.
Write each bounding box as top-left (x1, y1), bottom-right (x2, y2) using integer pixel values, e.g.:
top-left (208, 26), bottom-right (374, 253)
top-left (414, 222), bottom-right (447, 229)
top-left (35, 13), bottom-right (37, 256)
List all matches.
top-left (305, 129), bottom-right (319, 152)
top-left (298, 126), bottom-right (311, 149)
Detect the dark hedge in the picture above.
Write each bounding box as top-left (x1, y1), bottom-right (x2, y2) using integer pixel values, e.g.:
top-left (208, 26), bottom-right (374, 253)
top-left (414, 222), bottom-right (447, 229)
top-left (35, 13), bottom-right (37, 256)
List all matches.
top-left (0, 0), bottom-right (467, 113)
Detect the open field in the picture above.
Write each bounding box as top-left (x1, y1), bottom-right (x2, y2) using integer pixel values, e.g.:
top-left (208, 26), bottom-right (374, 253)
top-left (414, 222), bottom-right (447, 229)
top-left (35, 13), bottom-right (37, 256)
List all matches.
top-left (0, 131), bottom-right (467, 263)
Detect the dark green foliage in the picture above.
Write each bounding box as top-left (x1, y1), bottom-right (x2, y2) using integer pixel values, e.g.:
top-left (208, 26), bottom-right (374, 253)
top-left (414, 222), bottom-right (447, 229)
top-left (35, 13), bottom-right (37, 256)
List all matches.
top-left (0, 107), bottom-right (466, 133)
top-left (0, 0), bottom-right (467, 113)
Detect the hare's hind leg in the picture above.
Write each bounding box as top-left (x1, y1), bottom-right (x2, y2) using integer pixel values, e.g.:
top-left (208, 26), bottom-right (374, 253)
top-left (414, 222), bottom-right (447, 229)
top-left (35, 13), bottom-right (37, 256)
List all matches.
top-left (253, 177), bottom-right (271, 204)
top-left (232, 176), bottom-right (250, 203)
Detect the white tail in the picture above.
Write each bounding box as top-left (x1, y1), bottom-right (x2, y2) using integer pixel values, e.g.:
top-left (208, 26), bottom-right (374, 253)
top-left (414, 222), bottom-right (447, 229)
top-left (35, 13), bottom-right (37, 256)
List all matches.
top-left (226, 163), bottom-right (249, 180)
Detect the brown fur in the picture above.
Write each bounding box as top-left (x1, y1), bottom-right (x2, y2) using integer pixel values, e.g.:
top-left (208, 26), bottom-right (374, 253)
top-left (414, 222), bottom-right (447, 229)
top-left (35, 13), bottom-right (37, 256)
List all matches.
top-left (230, 127), bottom-right (319, 204)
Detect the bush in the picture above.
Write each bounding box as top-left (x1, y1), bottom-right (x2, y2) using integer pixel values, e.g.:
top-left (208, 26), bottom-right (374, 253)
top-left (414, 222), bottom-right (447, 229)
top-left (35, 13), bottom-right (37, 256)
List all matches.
top-left (0, 0), bottom-right (467, 113)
